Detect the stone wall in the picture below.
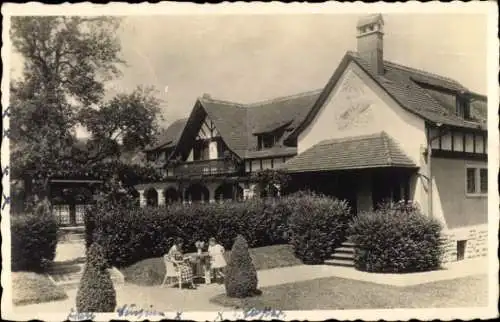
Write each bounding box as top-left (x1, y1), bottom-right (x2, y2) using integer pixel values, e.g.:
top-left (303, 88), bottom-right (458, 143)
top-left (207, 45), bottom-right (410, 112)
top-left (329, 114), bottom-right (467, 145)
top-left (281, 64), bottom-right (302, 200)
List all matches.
top-left (441, 224), bottom-right (488, 263)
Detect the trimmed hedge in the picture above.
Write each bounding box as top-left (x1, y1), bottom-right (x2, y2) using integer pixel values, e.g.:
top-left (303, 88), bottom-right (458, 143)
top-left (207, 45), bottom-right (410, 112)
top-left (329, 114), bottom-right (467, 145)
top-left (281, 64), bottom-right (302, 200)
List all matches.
top-left (348, 201), bottom-right (444, 273)
top-left (76, 243), bottom-right (117, 312)
top-left (224, 235), bottom-right (259, 298)
top-left (287, 191), bottom-right (352, 264)
top-left (11, 200), bottom-right (58, 272)
top-left (86, 197), bottom-right (292, 268)
top-left (86, 192), bottom-right (352, 268)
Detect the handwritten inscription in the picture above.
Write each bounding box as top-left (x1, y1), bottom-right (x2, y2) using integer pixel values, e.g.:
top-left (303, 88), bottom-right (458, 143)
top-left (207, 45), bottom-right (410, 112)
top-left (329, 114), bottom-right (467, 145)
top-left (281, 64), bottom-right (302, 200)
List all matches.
top-left (174, 311), bottom-right (183, 320)
top-left (2, 107), bottom-right (9, 139)
top-left (3, 128), bottom-right (10, 139)
top-left (213, 311), bottom-right (224, 321)
top-left (2, 190), bottom-right (10, 210)
top-left (116, 304), bottom-right (165, 319)
top-left (242, 307), bottom-right (286, 320)
top-left (67, 308), bottom-right (96, 321)
top-left (2, 106), bottom-right (10, 118)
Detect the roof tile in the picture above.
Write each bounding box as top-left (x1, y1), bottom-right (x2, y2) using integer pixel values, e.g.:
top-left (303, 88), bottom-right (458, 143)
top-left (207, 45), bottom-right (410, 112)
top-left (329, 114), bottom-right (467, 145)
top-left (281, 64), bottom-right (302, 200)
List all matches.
top-left (146, 118), bottom-right (187, 151)
top-left (283, 132), bottom-right (417, 173)
top-left (151, 51), bottom-right (487, 160)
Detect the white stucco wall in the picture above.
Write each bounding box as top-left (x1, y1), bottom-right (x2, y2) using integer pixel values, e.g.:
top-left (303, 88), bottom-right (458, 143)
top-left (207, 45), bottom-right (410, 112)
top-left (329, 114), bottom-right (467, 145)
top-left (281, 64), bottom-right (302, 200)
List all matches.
top-left (298, 62), bottom-right (427, 161)
top-left (297, 61), bottom-right (429, 212)
top-left (431, 158), bottom-right (488, 230)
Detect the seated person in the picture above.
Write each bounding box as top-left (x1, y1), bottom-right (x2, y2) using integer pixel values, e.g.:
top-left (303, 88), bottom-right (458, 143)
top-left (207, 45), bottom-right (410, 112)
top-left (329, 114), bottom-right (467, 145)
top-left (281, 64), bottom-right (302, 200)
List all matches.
top-left (167, 238), bottom-right (196, 288)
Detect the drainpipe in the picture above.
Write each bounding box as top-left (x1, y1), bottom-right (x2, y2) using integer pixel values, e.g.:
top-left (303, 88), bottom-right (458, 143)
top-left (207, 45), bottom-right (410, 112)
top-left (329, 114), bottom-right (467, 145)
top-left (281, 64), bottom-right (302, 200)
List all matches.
top-left (427, 132), bottom-right (433, 218)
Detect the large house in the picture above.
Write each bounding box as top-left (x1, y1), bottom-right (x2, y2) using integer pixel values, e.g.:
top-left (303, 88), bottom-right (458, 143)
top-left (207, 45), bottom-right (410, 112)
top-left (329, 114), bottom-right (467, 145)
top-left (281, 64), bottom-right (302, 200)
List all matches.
top-left (137, 14), bottom-right (488, 263)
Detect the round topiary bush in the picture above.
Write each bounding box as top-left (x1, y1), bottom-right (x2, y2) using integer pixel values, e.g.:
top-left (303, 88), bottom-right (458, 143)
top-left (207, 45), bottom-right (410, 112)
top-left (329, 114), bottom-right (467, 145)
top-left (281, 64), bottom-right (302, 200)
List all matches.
top-left (224, 235), bottom-right (260, 298)
top-left (76, 243), bottom-right (117, 312)
top-left (286, 192), bottom-right (352, 264)
top-left (348, 201), bottom-right (444, 273)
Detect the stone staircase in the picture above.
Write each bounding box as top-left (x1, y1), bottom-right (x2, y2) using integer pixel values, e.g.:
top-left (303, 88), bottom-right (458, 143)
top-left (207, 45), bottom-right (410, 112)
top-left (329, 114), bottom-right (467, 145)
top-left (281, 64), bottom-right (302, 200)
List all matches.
top-left (324, 241), bottom-right (355, 267)
top-left (58, 226), bottom-right (86, 243)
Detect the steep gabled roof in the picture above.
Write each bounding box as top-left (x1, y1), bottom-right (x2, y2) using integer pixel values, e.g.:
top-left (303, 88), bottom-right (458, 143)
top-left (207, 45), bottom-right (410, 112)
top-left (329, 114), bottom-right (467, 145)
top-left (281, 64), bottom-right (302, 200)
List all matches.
top-left (248, 90), bottom-right (321, 130)
top-left (286, 51), bottom-right (487, 144)
top-left (153, 50), bottom-right (486, 160)
top-left (164, 90), bottom-right (321, 160)
top-left (145, 118), bottom-right (187, 151)
top-left (283, 132), bottom-right (416, 173)
top-left (246, 90), bottom-right (322, 151)
top-left (199, 97), bottom-right (248, 157)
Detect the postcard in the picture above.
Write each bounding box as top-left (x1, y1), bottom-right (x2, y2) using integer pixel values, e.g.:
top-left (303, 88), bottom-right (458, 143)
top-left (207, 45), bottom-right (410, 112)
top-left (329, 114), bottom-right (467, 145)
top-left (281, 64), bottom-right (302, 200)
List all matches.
top-left (1, 1), bottom-right (498, 321)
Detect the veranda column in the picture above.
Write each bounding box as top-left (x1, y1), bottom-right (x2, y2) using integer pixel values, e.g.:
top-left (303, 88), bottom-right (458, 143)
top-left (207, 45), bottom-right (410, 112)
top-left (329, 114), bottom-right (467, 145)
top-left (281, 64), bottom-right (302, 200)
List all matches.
top-left (138, 190), bottom-right (147, 208)
top-left (207, 183), bottom-right (217, 203)
top-left (274, 184), bottom-right (281, 197)
top-left (157, 188), bottom-right (165, 206)
top-left (243, 184), bottom-right (256, 200)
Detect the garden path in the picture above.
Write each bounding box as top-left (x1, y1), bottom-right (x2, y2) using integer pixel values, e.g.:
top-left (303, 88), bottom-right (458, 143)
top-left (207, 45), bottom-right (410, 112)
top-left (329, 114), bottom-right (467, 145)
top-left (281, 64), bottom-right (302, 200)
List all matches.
top-left (14, 257), bottom-right (488, 314)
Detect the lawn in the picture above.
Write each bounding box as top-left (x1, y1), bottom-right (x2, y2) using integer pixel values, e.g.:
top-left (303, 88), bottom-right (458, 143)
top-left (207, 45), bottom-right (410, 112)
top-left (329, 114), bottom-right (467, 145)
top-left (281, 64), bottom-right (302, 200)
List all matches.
top-left (210, 274), bottom-right (488, 310)
top-left (120, 244), bottom-right (302, 286)
top-left (12, 272), bottom-right (68, 306)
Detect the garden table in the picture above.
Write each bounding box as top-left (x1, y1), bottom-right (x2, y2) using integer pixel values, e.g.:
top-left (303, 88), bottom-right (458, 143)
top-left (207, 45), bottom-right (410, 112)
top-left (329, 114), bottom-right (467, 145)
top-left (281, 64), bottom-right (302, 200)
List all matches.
top-left (188, 252), bottom-right (212, 284)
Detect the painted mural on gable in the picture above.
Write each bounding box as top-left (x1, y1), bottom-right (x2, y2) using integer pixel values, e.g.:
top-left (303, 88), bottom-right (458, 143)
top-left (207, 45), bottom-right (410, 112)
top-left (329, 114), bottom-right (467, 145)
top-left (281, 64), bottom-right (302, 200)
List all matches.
top-left (334, 70), bottom-right (375, 131)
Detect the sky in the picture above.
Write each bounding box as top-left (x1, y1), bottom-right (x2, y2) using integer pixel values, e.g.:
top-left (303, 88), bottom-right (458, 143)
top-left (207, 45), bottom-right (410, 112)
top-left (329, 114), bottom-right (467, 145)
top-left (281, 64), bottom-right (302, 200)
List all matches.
top-left (11, 13), bottom-right (489, 131)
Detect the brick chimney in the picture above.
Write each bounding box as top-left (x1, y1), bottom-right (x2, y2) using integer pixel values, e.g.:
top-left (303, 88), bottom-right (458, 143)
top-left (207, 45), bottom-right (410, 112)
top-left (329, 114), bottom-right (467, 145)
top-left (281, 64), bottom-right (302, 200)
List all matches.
top-left (356, 14), bottom-right (385, 75)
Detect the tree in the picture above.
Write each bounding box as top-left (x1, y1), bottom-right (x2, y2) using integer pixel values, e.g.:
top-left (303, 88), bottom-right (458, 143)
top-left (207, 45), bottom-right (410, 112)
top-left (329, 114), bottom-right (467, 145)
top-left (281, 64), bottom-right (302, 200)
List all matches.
top-left (76, 243), bottom-right (116, 312)
top-left (9, 16), bottom-right (162, 204)
top-left (251, 169), bottom-right (291, 198)
top-left (224, 235), bottom-right (260, 298)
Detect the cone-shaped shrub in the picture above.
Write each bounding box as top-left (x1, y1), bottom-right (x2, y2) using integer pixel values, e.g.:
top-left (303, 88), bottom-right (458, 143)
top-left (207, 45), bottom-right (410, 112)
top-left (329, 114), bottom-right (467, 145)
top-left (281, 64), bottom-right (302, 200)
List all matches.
top-left (76, 243), bottom-right (116, 312)
top-left (224, 235), bottom-right (259, 298)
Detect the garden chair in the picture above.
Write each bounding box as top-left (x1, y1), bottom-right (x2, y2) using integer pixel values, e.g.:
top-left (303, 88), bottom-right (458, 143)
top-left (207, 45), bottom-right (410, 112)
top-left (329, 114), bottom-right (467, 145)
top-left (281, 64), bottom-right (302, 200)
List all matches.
top-left (161, 255), bottom-right (183, 289)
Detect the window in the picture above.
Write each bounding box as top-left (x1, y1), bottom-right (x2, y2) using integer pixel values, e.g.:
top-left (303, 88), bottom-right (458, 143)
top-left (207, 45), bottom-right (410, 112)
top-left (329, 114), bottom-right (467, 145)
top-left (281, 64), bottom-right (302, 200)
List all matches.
top-left (193, 140), bottom-right (209, 161)
top-left (217, 139), bottom-right (227, 158)
top-left (466, 166), bottom-right (487, 196)
top-left (53, 204), bottom-right (71, 225)
top-left (457, 240), bottom-right (467, 261)
top-left (480, 168), bottom-right (488, 193)
top-left (75, 205), bottom-right (89, 225)
top-left (257, 134), bottom-right (276, 150)
top-left (466, 168), bottom-right (476, 194)
top-left (456, 96), bottom-right (471, 120)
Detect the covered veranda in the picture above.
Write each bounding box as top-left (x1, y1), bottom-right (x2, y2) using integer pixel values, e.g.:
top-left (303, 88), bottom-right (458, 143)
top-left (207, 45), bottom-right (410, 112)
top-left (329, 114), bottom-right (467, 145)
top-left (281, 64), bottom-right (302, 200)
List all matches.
top-left (135, 177), bottom-right (246, 207)
top-left (286, 167), bottom-right (416, 214)
top-left (282, 132), bottom-right (419, 214)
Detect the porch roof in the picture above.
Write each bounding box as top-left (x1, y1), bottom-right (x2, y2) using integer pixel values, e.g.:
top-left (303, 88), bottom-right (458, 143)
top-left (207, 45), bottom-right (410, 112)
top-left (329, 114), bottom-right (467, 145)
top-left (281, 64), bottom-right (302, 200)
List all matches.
top-left (282, 132), bottom-right (417, 173)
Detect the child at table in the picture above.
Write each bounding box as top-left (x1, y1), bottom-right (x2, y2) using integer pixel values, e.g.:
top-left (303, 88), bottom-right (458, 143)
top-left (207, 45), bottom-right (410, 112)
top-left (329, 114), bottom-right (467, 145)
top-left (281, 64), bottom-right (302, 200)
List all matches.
top-left (208, 237), bottom-right (226, 281)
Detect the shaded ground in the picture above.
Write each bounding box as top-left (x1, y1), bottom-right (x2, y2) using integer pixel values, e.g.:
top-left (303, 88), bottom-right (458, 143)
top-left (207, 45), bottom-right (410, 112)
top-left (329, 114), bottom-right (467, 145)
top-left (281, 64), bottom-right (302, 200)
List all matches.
top-left (120, 244), bottom-right (302, 285)
top-left (210, 274), bottom-right (488, 310)
top-left (12, 272), bottom-right (68, 306)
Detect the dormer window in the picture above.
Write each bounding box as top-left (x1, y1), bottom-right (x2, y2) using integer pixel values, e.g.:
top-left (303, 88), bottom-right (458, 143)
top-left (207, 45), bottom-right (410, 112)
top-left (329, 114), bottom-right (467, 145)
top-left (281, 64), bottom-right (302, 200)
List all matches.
top-left (147, 151), bottom-right (159, 162)
top-left (257, 134), bottom-right (276, 150)
top-left (456, 95), bottom-right (471, 120)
